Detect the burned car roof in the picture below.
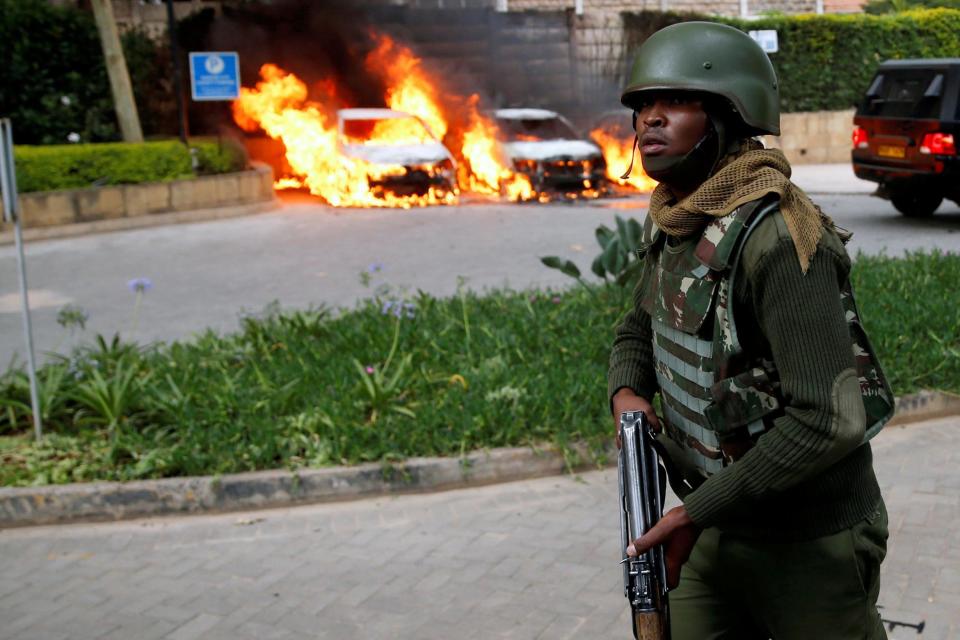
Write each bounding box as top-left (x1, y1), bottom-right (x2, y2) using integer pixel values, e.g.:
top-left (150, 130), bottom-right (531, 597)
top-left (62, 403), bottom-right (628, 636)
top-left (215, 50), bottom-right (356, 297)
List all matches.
top-left (337, 108), bottom-right (453, 166)
top-left (493, 108), bottom-right (560, 120)
top-left (505, 140), bottom-right (602, 161)
top-left (338, 107), bottom-right (413, 120)
top-left (491, 108), bottom-right (602, 162)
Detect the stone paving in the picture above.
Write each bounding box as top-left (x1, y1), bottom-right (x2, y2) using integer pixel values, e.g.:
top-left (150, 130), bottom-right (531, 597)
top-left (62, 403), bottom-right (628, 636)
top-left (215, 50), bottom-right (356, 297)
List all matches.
top-left (0, 416), bottom-right (957, 640)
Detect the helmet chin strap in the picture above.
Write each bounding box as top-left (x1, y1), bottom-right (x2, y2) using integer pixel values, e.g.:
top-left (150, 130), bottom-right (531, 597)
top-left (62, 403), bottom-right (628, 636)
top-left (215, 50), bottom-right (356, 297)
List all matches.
top-left (621, 111), bottom-right (737, 188)
top-left (620, 133), bottom-right (640, 181)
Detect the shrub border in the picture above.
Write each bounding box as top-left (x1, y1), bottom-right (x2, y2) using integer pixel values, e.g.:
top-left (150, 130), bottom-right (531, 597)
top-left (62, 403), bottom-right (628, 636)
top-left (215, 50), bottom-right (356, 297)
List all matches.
top-left (0, 390), bottom-right (955, 529)
top-left (0, 163), bottom-right (277, 243)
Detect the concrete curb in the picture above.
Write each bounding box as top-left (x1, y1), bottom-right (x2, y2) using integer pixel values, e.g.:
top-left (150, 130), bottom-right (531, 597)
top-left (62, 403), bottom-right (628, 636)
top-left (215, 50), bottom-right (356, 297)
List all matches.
top-left (889, 390), bottom-right (960, 427)
top-left (0, 442), bottom-right (610, 529)
top-left (1, 391), bottom-right (956, 529)
top-left (0, 198), bottom-right (280, 246)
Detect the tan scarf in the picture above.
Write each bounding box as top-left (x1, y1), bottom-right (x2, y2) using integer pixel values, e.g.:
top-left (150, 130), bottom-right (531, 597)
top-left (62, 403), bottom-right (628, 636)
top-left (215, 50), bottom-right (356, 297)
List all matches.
top-left (649, 143), bottom-right (828, 273)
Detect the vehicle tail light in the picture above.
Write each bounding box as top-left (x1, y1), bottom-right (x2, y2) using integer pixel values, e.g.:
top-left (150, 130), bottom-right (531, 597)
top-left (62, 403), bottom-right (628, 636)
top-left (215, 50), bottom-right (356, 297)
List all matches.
top-left (852, 126), bottom-right (869, 149)
top-left (919, 133), bottom-right (956, 155)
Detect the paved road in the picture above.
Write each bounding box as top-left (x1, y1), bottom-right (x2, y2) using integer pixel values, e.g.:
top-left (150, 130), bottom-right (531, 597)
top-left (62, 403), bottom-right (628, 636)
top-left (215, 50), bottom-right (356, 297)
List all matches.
top-left (0, 416), bottom-right (956, 639)
top-left (0, 191), bottom-right (958, 364)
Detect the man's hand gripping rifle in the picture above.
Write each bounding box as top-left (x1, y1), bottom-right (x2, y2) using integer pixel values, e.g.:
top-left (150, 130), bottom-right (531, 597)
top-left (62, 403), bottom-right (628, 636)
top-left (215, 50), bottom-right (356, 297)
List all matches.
top-left (618, 410), bottom-right (670, 640)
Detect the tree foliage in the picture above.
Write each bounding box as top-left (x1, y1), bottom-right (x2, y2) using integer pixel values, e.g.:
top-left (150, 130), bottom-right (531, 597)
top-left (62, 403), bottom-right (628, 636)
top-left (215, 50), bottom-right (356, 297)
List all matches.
top-left (0, 0), bottom-right (172, 145)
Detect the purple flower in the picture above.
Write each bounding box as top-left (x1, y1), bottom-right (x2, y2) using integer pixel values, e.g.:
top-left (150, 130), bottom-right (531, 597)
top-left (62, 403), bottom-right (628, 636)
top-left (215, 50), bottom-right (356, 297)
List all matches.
top-left (403, 302), bottom-right (416, 319)
top-left (365, 366), bottom-right (375, 374)
top-left (127, 277), bottom-right (153, 293)
top-left (367, 262), bottom-right (384, 273)
top-left (381, 300), bottom-right (396, 316)
top-left (551, 296), bottom-right (561, 304)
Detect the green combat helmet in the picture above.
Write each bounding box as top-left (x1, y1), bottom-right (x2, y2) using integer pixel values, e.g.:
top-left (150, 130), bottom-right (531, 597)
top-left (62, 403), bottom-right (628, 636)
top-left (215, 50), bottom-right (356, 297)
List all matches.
top-left (621, 22), bottom-right (781, 136)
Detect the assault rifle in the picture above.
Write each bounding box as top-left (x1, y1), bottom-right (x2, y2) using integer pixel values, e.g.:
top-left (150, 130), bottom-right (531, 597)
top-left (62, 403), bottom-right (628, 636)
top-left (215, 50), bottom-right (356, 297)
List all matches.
top-left (618, 410), bottom-right (671, 640)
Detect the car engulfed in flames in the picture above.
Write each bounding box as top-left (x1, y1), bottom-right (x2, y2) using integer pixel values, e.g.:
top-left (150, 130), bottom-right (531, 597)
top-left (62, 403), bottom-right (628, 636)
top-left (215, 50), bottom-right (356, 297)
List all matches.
top-left (493, 109), bottom-right (607, 198)
top-left (337, 108), bottom-right (458, 204)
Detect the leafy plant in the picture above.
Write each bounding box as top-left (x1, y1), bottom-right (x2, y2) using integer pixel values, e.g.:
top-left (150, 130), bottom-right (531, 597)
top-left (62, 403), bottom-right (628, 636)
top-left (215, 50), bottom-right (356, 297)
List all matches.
top-left (352, 356), bottom-right (416, 423)
top-left (541, 214), bottom-right (644, 289)
top-left (71, 361), bottom-right (148, 437)
top-left (0, 363), bottom-right (72, 434)
top-left (352, 309), bottom-right (417, 423)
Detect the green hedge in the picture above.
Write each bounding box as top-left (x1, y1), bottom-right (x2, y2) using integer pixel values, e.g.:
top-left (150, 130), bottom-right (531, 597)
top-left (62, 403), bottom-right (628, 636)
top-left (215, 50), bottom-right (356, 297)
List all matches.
top-left (14, 139), bottom-right (248, 193)
top-left (622, 8), bottom-right (960, 112)
top-left (865, 0), bottom-right (960, 14)
top-left (192, 137), bottom-right (249, 176)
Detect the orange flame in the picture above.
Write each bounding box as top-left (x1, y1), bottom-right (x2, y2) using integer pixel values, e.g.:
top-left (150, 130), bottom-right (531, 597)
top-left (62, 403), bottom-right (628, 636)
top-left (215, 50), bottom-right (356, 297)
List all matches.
top-left (366, 36), bottom-right (448, 141)
top-left (232, 34), bottom-right (539, 207)
top-left (457, 102), bottom-right (534, 201)
top-left (590, 128), bottom-right (658, 192)
top-left (233, 64), bottom-right (455, 208)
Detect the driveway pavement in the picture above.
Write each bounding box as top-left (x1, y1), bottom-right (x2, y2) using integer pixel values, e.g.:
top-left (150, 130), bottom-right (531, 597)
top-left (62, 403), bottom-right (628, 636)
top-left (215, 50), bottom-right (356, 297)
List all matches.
top-left (0, 416), bottom-right (956, 640)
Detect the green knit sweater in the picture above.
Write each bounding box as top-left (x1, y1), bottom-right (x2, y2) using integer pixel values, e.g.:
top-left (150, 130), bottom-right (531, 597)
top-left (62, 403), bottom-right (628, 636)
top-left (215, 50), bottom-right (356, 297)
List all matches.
top-left (608, 210), bottom-right (882, 540)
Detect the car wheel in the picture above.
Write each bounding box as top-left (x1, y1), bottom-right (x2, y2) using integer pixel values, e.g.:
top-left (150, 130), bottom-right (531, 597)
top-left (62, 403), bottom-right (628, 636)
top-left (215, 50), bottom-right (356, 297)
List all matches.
top-left (890, 191), bottom-right (942, 217)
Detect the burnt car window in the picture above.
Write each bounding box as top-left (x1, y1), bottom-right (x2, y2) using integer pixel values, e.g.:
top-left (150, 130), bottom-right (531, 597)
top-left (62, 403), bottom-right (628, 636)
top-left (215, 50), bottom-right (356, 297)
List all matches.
top-left (342, 117), bottom-right (434, 145)
top-left (860, 71), bottom-right (944, 119)
top-left (495, 117), bottom-right (578, 142)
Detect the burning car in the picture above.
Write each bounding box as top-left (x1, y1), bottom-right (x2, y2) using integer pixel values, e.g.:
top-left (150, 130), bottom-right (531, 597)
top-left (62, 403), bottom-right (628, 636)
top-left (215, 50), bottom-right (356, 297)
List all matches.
top-left (337, 108), bottom-right (458, 202)
top-left (491, 108), bottom-right (607, 194)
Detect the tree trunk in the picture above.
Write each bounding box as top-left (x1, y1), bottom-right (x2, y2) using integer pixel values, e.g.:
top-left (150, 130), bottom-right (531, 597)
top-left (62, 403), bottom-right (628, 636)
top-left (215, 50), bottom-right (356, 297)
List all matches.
top-left (90, 0), bottom-right (144, 143)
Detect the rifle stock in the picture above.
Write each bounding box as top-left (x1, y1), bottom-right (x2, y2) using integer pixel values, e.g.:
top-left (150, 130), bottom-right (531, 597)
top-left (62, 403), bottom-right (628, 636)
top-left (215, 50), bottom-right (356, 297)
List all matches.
top-left (618, 410), bottom-right (670, 640)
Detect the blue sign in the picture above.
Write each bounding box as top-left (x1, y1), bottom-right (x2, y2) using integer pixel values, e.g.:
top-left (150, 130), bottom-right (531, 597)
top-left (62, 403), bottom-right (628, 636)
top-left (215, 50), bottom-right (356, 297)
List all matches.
top-left (189, 52), bottom-right (240, 101)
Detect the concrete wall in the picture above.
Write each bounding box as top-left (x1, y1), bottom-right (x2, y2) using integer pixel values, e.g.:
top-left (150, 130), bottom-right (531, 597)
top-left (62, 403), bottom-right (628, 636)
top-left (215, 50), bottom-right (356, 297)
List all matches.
top-left (367, 8), bottom-right (581, 116)
top-left (110, 0), bottom-right (221, 38)
top-left (1, 164), bottom-right (275, 231)
top-left (762, 109), bottom-right (855, 165)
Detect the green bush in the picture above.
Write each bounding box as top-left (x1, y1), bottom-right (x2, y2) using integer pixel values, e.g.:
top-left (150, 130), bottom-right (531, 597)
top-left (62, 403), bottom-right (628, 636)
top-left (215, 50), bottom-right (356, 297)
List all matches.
top-left (622, 8), bottom-right (960, 112)
top-left (0, 251), bottom-right (956, 486)
top-left (864, 0), bottom-right (960, 14)
top-left (13, 139), bottom-right (248, 192)
top-left (191, 138), bottom-right (249, 176)
top-left (14, 142), bottom-right (193, 192)
top-left (0, 0), bottom-right (172, 144)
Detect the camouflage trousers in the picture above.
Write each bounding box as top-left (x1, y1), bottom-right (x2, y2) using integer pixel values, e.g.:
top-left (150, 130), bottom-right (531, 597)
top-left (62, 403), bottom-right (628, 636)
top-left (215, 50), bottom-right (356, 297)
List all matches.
top-left (670, 500), bottom-right (889, 640)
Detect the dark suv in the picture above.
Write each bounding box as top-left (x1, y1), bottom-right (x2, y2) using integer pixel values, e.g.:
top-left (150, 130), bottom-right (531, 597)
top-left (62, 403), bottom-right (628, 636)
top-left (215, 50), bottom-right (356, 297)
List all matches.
top-left (852, 59), bottom-right (959, 217)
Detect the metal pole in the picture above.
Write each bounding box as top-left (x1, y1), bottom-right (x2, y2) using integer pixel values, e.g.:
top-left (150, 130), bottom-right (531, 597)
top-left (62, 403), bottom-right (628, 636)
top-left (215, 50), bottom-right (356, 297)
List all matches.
top-left (740, 0), bottom-right (749, 17)
top-left (166, 0), bottom-right (189, 145)
top-left (0, 120), bottom-right (42, 442)
top-left (815, 0), bottom-right (824, 13)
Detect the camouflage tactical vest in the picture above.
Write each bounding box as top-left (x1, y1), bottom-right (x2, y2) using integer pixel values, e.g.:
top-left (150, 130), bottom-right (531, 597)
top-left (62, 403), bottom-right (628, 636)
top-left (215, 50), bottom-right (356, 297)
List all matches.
top-left (636, 199), bottom-right (894, 486)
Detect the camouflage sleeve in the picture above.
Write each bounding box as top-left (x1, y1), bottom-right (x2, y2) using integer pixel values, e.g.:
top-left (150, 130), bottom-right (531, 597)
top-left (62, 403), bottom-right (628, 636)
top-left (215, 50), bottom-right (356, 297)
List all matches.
top-left (683, 224), bottom-right (864, 528)
top-left (607, 285), bottom-right (659, 412)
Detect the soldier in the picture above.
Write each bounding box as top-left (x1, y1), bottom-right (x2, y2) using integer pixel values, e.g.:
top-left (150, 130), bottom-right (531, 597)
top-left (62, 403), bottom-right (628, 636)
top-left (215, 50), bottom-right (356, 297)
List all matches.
top-left (608, 22), bottom-right (895, 639)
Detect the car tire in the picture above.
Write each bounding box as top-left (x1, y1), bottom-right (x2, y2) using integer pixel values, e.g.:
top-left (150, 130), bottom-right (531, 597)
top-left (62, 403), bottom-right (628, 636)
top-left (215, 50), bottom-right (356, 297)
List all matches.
top-left (890, 191), bottom-right (942, 217)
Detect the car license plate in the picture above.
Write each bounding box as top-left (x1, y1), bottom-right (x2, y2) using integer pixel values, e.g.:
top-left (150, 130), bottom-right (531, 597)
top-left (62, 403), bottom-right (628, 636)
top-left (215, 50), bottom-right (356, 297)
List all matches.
top-left (877, 145), bottom-right (906, 159)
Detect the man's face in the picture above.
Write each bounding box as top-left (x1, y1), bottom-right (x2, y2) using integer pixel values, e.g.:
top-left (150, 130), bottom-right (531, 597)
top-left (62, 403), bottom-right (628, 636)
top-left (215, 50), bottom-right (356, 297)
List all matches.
top-left (633, 92), bottom-right (709, 161)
